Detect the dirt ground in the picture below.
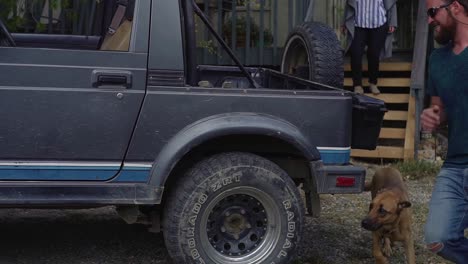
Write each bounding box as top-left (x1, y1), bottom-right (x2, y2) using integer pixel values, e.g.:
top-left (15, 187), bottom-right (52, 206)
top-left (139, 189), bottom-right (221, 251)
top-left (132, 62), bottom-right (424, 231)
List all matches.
top-left (0, 207), bottom-right (171, 264)
top-left (0, 166), bottom-right (459, 264)
top-left (296, 177), bottom-right (451, 264)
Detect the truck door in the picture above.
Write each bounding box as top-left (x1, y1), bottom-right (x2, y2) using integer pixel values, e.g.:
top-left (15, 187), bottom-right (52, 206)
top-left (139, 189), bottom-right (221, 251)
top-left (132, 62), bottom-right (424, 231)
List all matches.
top-left (0, 0), bottom-right (150, 181)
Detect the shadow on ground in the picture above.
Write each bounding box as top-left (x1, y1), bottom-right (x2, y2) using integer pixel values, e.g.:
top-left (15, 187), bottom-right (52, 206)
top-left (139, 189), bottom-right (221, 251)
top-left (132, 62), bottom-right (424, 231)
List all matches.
top-left (0, 207), bottom-right (171, 264)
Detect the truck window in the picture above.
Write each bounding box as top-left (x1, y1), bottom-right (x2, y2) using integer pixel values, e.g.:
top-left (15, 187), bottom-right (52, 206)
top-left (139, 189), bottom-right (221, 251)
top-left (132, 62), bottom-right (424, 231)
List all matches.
top-left (0, 0), bottom-right (135, 52)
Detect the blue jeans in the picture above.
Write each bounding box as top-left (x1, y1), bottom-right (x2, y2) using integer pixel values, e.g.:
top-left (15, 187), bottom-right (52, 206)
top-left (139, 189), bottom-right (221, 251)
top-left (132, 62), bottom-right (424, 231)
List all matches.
top-left (424, 167), bottom-right (468, 263)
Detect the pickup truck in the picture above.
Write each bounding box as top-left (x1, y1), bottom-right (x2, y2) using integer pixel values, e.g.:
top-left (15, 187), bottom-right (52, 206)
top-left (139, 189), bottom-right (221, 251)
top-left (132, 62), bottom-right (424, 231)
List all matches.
top-left (0, 0), bottom-right (386, 263)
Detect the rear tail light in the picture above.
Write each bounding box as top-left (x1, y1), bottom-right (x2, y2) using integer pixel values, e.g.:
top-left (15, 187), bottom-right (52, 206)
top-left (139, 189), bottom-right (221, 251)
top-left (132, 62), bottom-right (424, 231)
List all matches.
top-left (336, 177), bottom-right (355, 187)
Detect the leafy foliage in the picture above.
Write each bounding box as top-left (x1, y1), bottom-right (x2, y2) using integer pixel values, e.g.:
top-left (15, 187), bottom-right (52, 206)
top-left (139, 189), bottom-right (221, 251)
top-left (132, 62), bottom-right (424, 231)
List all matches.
top-left (0, 0), bottom-right (99, 35)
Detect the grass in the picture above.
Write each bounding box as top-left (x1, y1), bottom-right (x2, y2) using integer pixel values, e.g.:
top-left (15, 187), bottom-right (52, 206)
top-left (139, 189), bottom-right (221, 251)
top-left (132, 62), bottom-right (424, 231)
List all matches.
top-left (393, 159), bottom-right (442, 180)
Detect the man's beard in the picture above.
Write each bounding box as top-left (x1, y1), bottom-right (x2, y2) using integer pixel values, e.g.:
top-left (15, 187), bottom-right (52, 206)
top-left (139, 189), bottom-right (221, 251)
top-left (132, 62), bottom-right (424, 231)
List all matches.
top-left (432, 18), bottom-right (456, 45)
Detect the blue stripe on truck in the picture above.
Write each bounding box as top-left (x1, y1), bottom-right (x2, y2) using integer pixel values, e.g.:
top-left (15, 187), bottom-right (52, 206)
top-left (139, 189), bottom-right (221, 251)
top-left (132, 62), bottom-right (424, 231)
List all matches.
top-left (0, 163), bottom-right (151, 182)
top-left (0, 148), bottom-right (350, 181)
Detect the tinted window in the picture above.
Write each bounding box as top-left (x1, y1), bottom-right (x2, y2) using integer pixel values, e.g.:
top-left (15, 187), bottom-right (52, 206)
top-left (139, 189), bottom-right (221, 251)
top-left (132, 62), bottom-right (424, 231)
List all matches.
top-left (0, 0), bottom-right (135, 51)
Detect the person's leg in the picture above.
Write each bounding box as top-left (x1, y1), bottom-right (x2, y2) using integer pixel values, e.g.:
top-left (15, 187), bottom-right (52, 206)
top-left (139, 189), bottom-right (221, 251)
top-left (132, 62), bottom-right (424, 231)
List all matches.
top-left (367, 23), bottom-right (388, 87)
top-left (424, 167), bottom-right (468, 263)
top-left (349, 27), bottom-right (367, 91)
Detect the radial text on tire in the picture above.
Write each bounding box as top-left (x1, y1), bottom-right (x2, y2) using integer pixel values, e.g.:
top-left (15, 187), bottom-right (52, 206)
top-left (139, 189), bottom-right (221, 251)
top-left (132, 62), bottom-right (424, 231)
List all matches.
top-left (163, 152), bottom-right (305, 264)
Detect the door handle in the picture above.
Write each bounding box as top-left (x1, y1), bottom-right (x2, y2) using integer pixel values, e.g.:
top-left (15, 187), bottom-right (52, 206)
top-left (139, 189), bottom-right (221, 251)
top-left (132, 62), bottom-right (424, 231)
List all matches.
top-left (91, 70), bottom-right (132, 89)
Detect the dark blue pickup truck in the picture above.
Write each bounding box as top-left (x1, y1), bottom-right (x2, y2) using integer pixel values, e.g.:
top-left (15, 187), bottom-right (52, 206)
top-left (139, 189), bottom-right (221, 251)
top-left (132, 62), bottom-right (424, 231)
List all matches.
top-left (0, 0), bottom-right (385, 263)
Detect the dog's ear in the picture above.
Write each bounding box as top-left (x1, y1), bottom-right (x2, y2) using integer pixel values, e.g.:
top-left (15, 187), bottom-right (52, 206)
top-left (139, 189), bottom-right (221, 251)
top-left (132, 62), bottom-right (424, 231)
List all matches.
top-left (398, 201), bottom-right (411, 210)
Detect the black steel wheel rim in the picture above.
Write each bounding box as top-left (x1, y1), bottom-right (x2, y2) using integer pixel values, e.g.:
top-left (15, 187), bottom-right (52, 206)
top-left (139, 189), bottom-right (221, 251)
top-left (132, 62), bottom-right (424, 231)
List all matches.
top-left (206, 193), bottom-right (268, 256)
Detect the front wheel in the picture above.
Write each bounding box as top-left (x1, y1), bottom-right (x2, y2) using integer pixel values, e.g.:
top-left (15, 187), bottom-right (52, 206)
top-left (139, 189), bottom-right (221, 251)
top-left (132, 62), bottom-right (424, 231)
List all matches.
top-left (163, 152), bottom-right (304, 264)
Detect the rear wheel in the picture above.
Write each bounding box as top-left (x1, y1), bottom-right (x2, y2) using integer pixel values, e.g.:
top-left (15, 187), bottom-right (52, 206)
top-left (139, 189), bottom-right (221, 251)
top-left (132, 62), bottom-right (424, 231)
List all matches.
top-left (163, 152), bottom-right (304, 264)
top-left (281, 22), bottom-right (343, 88)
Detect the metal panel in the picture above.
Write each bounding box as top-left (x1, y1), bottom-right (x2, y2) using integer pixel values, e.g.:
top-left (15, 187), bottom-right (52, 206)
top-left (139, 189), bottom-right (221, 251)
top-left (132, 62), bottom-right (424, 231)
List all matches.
top-left (0, 47), bottom-right (147, 172)
top-left (149, 0), bottom-right (184, 70)
top-left (126, 86), bottom-right (353, 161)
top-left (0, 182), bottom-right (162, 205)
top-left (411, 0), bottom-right (428, 159)
top-left (0, 1), bottom-right (150, 180)
top-left (131, 0), bottom-right (152, 53)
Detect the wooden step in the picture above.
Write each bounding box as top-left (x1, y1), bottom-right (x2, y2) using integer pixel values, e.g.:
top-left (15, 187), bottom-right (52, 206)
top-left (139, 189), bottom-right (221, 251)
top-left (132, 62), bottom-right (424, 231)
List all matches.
top-left (380, 128), bottom-right (406, 139)
top-left (344, 78), bottom-right (411, 87)
top-left (347, 62), bottom-right (415, 160)
top-left (364, 93), bottom-right (410, 103)
top-left (384, 111), bottom-right (408, 121)
top-left (344, 62), bottom-right (412, 72)
top-left (351, 146), bottom-right (404, 159)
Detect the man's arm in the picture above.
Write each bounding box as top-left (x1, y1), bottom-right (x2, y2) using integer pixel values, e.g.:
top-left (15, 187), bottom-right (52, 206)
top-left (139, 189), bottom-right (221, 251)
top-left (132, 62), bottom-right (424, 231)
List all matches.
top-left (421, 96), bottom-right (447, 132)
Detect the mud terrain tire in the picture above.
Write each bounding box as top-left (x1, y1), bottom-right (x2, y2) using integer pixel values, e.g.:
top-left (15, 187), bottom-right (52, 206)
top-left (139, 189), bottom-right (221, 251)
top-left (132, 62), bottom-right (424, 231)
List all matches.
top-left (281, 22), bottom-right (343, 88)
top-left (163, 152), bottom-right (304, 264)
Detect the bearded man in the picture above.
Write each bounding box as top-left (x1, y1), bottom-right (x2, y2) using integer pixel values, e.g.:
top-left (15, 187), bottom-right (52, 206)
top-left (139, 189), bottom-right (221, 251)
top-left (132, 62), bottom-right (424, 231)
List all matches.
top-left (421, 0), bottom-right (468, 263)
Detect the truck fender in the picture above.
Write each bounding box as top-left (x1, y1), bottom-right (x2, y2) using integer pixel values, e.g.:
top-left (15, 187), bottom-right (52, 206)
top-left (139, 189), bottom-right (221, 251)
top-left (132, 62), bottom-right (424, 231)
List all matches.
top-left (148, 112), bottom-right (321, 187)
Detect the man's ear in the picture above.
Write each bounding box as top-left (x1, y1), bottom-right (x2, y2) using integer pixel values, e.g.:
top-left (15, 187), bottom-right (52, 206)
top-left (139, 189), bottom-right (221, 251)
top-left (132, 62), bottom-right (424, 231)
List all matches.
top-left (452, 0), bottom-right (468, 15)
top-left (398, 201), bottom-right (411, 210)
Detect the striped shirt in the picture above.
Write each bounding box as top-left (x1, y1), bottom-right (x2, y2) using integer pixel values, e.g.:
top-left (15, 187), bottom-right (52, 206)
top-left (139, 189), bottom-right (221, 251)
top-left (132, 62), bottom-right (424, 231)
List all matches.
top-left (355, 0), bottom-right (387, 28)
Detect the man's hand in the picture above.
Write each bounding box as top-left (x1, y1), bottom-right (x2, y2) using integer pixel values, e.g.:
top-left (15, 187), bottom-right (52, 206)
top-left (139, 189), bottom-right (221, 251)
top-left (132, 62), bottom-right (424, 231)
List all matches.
top-left (421, 105), bottom-right (442, 132)
top-left (388, 26), bottom-right (396, 33)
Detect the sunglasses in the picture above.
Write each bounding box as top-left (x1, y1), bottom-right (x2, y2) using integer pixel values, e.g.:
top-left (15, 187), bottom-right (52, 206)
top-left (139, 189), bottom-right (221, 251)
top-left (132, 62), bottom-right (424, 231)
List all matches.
top-left (427, 1), bottom-right (455, 18)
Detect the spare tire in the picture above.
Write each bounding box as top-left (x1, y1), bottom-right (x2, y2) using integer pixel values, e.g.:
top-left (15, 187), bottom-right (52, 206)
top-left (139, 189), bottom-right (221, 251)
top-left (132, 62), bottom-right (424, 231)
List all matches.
top-left (281, 22), bottom-right (344, 88)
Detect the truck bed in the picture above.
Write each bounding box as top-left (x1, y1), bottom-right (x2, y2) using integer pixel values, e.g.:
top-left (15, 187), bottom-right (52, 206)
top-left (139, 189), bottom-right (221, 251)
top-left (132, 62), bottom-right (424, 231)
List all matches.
top-left (197, 65), bottom-right (343, 92)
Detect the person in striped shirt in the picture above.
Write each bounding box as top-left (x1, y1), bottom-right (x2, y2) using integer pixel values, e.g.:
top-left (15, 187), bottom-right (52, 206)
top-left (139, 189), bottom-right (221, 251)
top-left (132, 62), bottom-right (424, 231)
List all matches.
top-left (342, 0), bottom-right (398, 94)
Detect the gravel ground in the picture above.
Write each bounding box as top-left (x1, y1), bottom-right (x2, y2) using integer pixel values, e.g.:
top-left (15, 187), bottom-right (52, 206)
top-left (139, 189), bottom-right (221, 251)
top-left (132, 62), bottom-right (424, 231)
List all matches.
top-left (0, 165), bottom-right (458, 264)
top-left (296, 168), bottom-right (450, 264)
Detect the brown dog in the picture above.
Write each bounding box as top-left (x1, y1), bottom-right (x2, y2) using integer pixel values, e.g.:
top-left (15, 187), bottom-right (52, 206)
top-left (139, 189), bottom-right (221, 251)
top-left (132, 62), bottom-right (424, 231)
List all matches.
top-left (361, 167), bottom-right (415, 264)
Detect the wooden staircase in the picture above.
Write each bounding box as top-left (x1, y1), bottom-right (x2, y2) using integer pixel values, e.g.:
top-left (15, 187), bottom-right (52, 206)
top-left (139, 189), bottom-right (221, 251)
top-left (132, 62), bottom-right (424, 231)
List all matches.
top-left (345, 62), bottom-right (416, 160)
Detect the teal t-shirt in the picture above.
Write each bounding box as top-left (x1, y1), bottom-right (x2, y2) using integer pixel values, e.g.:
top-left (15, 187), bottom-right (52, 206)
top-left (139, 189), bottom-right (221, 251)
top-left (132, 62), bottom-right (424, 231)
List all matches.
top-left (427, 44), bottom-right (468, 168)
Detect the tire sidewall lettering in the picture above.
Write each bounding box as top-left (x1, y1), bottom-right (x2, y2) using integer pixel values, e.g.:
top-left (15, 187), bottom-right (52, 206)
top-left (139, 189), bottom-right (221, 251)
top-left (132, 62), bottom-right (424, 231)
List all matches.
top-left (178, 163), bottom-right (302, 264)
top-left (185, 171), bottom-right (243, 263)
top-left (278, 199), bottom-right (297, 259)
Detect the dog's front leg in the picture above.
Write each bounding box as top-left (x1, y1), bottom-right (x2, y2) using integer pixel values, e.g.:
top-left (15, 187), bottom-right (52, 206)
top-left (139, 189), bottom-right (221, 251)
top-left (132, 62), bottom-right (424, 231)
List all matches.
top-left (394, 221), bottom-right (416, 264)
top-left (372, 232), bottom-right (389, 264)
top-left (404, 233), bottom-right (416, 264)
top-left (382, 237), bottom-right (392, 257)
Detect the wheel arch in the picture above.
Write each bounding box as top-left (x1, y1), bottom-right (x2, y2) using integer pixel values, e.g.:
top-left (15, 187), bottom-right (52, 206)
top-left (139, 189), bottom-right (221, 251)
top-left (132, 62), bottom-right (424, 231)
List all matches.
top-left (149, 113), bottom-right (321, 188)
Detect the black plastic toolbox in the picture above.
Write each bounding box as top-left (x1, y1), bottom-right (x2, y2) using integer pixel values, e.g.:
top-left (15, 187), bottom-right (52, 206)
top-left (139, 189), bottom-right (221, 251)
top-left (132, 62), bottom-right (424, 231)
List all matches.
top-left (351, 94), bottom-right (387, 150)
